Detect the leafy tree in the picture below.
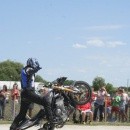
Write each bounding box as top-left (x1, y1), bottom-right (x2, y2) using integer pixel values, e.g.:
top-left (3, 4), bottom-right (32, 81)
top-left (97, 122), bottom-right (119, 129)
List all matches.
top-left (92, 76), bottom-right (106, 91)
top-left (35, 75), bottom-right (47, 83)
top-left (64, 80), bottom-right (74, 85)
top-left (0, 60), bottom-right (23, 81)
top-left (105, 83), bottom-right (115, 94)
top-left (0, 60), bottom-right (45, 82)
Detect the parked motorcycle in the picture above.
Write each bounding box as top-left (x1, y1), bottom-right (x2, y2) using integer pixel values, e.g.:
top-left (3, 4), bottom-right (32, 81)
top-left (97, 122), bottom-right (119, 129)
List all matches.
top-left (17, 77), bottom-right (92, 130)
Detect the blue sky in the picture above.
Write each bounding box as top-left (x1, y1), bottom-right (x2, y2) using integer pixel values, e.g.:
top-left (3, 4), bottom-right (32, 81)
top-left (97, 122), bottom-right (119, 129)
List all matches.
top-left (0, 0), bottom-right (130, 87)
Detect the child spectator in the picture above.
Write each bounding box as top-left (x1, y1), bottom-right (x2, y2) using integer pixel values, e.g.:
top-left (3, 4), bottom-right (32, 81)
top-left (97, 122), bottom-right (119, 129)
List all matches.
top-left (111, 90), bottom-right (121, 121)
top-left (105, 94), bottom-right (111, 121)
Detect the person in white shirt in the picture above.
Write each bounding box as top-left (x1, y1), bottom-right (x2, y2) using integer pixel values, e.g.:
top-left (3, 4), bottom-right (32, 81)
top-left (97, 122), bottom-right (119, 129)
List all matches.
top-left (93, 86), bottom-right (107, 121)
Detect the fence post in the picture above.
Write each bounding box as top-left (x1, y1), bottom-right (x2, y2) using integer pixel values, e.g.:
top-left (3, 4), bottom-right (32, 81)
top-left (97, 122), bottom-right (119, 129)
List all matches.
top-left (13, 95), bottom-right (16, 120)
top-left (104, 97), bottom-right (107, 122)
top-left (128, 103), bottom-right (130, 122)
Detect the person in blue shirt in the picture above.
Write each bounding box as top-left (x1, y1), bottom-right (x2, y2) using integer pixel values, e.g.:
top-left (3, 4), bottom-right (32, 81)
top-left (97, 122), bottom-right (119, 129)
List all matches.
top-left (10, 58), bottom-right (56, 130)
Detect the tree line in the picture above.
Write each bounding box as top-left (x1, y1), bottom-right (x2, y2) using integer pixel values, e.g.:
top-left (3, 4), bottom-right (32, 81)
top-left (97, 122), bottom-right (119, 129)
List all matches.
top-left (0, 60), bottom-right (129, 94)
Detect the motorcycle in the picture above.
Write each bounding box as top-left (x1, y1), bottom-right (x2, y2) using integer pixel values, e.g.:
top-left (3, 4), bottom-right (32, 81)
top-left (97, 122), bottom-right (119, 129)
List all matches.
top-left (17, 77), bottom-right (92, 130)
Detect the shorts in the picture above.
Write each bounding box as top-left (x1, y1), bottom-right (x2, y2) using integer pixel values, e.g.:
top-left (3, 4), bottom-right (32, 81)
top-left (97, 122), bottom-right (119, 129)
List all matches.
top-left (111, 106), bottom-right (119, 112)
top-left (81, 109), bottom-right (92, 114)
top-left (107, 107), bottom-right (111, 114)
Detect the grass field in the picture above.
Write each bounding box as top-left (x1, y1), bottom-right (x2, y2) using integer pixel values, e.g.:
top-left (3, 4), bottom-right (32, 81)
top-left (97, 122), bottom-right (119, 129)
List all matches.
top-left (1, 99), bottom-right (130, 126)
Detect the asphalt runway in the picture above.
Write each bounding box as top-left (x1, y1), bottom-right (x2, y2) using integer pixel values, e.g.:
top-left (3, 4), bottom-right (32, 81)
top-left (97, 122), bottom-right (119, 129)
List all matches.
top-left (1, 124), bottom-right (130, 130)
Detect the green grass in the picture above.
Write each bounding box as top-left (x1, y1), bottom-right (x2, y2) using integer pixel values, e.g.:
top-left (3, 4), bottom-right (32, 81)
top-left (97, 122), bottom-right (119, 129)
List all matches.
top-left (3, 100), bottom-right (41, 121)
top-left (1, 99), bottom-right (130, 126)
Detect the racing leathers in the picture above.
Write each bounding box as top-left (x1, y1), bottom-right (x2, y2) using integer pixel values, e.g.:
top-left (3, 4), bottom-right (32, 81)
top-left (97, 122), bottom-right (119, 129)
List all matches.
top-left (10, 66), bottom-right (55, 130)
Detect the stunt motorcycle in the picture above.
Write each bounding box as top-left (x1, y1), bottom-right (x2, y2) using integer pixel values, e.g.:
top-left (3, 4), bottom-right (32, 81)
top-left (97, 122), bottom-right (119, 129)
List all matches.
top-left (17, 77), bottom-right (92, 130)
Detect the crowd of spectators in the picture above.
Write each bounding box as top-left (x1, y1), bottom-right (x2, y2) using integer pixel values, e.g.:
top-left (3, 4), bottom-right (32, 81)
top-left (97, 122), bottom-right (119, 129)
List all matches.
top-left (0, 83), bottom-right (21, 120)
top-left (73, 86), bottom-right (130, 124)
top-left (0, 83), bottom-right (130, 125)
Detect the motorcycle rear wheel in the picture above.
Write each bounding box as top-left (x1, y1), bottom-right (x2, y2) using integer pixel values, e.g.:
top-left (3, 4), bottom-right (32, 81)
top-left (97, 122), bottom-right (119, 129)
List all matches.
top-left (39, 123), bottom-right (54, 130)
top-left (71, 81), bottom-right (92, 105)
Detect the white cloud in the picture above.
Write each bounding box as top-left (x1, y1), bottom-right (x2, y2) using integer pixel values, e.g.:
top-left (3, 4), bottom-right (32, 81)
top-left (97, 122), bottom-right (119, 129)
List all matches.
top-left (87, 24), bottom-right (126, 30)
top-left (73, 38), bottom-right (127, 49)
top-left (106, 41), bottom-right (127, 48)
top-left (87, 39), bottom-right (105, 47)
top-left (73, 43), bottom-right (87, 49)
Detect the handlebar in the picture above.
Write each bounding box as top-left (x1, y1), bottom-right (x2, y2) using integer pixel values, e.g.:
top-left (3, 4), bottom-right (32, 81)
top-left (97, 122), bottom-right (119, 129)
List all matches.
top-left (42, 77), bottom-right (81, 94)
top-left (53, 86), bottom-right (74, 92)
top-left (53, 85), bottom-right (81, 94)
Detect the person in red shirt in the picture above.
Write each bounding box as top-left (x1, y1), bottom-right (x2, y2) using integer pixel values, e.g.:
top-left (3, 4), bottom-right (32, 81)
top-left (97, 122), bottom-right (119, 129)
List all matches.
top-left (11, 83), bottom-right (20, 120)
top-left (91, 87), bottom-right (97, 111)
top-left (105, 94), bottom-right (112, 121)
top-left (91, 87), bottom-right (97, 102)
top-left (77, 102), bottom-right (93, 124)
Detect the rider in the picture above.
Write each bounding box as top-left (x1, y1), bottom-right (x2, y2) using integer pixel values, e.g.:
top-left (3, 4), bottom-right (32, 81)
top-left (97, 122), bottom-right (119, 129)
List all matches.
top-left (10, 58), bottom-right (57, 130)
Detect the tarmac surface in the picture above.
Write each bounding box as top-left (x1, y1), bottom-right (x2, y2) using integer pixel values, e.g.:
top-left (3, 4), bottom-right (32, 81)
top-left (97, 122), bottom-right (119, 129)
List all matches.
top-left (0, 124), bottom-right (130, 130)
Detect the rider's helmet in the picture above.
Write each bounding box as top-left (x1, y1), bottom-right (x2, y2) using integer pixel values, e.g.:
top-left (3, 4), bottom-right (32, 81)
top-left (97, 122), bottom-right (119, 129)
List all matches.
top-left (26, 58), bottom-right (40, 68)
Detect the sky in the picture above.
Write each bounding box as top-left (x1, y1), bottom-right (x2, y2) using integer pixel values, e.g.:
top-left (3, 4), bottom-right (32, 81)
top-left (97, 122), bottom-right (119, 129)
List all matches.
top-left (0, 0), bottom-right (130, 87)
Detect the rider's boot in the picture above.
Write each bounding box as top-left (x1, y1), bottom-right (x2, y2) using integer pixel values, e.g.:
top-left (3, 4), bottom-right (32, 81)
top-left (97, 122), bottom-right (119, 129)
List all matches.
top-left (42, 98), bottom-right (58, 125)
top-left (10, 124), bottom-right (17, 130)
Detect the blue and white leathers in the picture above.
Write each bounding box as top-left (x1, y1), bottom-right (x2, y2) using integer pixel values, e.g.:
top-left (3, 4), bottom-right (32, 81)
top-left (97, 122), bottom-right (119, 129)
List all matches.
top-left (21, 67), bottom-right (36, 89)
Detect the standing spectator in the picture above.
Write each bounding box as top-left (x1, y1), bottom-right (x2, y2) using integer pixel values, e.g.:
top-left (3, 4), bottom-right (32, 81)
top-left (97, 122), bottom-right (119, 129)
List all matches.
top-left (11, 83), bottom-right (20, 120)
top-left (105, 94), bottom-right (111, 121)
top-left (93, 86), bottom-right (107, 122)
top-left (122, 89), bottom-right (129, 115)
top-left (111, 90), bottom-right (121, 121)
top-left (118, 88), bottom-right (128, 122)
top-left (91, 87), bottom-right (97, 111)
top-left (0, 85), bottom-right (8, 120)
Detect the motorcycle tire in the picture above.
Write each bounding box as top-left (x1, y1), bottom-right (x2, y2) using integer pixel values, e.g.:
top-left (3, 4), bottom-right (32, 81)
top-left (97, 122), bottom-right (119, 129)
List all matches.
top-left (70, 81), bottom-right (92, 105)
top-left (41, 123), bottom-right (55, 130)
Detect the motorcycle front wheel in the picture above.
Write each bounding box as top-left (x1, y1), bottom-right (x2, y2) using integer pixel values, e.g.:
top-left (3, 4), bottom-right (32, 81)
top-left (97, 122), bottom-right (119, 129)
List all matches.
top-left (71, 81), bottom-right (92, 105)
